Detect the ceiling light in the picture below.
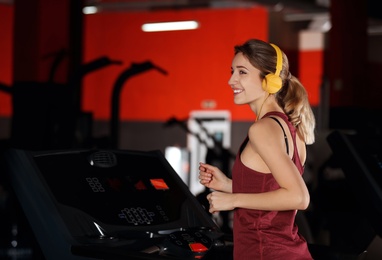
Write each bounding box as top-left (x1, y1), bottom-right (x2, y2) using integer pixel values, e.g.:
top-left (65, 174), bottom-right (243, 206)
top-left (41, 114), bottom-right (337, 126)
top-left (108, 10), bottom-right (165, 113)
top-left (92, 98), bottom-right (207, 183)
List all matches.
top-left (83, 6), bottom-right (99, 14)
top-left (142, 21), bottom-right (199, 32)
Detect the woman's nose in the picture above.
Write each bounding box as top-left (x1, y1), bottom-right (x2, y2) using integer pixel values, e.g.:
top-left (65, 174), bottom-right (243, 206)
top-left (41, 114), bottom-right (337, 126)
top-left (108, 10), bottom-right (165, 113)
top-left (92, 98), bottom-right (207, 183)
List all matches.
top-left (228, 73), bottom-right (236, 86)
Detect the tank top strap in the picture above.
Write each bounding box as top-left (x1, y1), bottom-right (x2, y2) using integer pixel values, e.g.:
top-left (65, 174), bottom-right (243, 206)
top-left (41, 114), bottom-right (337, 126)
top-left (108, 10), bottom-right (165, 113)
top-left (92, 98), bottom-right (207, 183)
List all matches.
top-left (262, 111), bottom-right (303, 172)
top-left (262, 111), bottom-right (296, 140)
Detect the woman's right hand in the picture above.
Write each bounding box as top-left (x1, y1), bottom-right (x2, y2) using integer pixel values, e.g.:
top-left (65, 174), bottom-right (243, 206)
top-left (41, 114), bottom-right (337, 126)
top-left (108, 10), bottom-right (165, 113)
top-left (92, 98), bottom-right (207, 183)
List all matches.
top-left (198, 162), bottom-right (232, 193)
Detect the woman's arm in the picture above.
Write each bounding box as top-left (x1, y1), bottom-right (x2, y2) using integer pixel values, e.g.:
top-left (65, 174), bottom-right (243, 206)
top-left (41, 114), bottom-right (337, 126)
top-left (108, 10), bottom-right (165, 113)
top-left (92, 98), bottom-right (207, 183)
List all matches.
top-left (199, 162), bottom-right (232, 193)
top-left (207, 118), bottom-right (310, 213)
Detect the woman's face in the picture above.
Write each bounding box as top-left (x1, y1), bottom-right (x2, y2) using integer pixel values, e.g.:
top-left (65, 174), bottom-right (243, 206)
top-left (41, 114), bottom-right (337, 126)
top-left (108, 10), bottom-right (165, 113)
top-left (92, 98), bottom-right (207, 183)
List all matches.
top-left (228, 52), bottom-right (264, 106)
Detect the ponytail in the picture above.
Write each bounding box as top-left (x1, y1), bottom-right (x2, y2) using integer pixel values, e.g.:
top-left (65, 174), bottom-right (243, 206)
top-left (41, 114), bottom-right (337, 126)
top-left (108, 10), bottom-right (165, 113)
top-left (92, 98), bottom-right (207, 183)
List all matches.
top-left (276, 75), bottom-right (315, 144)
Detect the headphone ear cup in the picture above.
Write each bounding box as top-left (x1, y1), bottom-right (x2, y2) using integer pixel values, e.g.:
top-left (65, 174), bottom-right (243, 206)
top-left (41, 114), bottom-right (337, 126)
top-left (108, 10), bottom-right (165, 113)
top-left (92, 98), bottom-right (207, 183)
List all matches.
top-left (262, 73), bottom-right (282, 94)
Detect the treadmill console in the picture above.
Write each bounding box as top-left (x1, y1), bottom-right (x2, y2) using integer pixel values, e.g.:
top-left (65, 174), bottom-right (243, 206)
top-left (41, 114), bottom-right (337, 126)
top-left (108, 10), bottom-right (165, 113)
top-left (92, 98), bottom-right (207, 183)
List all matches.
top-left (4, 149), bottom-right (227, 260)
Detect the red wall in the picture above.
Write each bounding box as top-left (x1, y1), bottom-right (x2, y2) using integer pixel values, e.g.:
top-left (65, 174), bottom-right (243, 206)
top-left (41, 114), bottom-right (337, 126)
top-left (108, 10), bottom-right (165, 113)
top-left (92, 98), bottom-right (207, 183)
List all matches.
top-left (0, 5), bottom-right (323, 121)
top-left (0, 4), bottom-right (13, 116)
top-left (299, 50), bottom-right (322, 106)
top-left (83, 7), bottom-right (268, 121)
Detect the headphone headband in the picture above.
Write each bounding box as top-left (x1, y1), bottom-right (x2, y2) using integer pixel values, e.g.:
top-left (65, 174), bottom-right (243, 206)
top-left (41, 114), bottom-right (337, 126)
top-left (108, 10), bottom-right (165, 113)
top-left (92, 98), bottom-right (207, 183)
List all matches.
top-left (261, 43), bottom-right (283, 94)
top-left (270, 43), bottom-right (282, 77)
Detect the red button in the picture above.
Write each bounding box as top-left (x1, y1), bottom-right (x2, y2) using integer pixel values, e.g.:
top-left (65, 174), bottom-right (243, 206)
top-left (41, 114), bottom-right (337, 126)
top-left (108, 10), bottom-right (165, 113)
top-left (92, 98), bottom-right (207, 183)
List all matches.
top-left (189, 242), bottom-right (208, 252)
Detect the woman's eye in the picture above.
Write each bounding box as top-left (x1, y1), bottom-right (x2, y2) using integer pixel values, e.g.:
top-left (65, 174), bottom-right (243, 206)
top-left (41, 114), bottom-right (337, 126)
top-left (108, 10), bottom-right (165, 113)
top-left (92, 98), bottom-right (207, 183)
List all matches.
top-left (231, 69), bottom-right (246, 75)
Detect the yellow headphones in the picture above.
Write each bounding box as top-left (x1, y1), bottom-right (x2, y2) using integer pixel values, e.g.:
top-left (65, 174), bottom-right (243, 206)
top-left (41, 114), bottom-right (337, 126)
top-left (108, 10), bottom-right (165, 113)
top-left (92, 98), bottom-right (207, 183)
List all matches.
top-left (262, 43), bottom-right (283, 94)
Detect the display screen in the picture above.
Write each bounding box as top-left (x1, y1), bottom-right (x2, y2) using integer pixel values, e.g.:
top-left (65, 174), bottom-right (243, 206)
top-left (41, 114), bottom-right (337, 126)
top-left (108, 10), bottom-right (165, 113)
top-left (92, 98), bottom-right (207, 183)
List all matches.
top-left (32, 150), bottom-right (188, 227)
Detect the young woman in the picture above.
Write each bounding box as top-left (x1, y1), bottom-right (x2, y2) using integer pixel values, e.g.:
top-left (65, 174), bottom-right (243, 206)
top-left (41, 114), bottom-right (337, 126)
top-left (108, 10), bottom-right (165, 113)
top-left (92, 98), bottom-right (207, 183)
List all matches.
top-left (199, 39), bottom-right (315, 259)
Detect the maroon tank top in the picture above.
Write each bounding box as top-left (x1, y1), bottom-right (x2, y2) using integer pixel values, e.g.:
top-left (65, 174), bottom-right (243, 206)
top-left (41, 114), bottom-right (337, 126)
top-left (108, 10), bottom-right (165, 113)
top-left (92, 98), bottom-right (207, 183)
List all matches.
top-left (232, 111), bottom-right (312, 260)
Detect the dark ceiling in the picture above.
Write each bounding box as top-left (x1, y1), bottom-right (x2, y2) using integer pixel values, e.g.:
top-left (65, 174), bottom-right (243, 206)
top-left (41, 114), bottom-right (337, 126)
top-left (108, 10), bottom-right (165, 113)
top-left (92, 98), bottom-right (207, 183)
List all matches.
top-left (83, 0), bottom-right (382, 34)
top-left (85, 0), bottom-right (328, 13)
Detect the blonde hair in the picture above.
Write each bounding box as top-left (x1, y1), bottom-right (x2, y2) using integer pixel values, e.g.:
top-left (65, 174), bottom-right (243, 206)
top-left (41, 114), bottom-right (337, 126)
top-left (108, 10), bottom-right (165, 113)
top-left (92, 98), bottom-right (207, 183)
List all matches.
top-left (234, 39), bottom-right (316, 144)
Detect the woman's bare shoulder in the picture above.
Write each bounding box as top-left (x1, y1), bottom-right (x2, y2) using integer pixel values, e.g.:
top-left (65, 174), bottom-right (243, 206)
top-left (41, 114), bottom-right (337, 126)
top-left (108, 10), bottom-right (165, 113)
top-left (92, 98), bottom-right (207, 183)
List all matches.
top-left (248, 118), bottom-right (281, 146)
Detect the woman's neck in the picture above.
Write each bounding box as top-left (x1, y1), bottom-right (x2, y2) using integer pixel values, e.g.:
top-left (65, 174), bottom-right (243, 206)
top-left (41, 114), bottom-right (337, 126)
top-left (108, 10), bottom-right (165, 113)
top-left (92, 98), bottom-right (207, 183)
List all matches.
top-left (255, 94), bottom-right (282, 121)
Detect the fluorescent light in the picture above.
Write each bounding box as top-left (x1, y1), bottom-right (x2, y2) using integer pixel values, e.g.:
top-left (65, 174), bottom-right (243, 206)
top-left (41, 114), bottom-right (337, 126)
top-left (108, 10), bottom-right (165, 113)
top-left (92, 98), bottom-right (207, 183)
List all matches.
top-left (142, 21), bottom-right (199, 32)
top-left (83, 6), bottom-right (99, 14)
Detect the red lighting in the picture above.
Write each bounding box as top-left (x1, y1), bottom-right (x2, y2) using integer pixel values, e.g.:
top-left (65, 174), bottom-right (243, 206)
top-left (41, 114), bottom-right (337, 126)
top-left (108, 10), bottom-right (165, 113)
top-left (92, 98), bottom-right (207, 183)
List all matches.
top-left (135, 180), bottom-right (147, 190)
top-left (189, 242), bottom-right (208, 252)
top-left (150, 179), bottom-right (169, 190)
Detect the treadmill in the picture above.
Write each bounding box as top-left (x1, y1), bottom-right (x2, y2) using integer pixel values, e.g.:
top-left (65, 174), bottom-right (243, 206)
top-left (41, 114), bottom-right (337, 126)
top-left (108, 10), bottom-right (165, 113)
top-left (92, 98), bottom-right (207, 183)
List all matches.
top-left (4, 149), bottom-right (230, 260)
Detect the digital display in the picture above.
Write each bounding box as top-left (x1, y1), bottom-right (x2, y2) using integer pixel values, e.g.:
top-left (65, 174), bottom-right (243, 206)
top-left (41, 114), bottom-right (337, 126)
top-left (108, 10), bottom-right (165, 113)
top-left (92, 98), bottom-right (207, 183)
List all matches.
top-left (150, 179), bottom-right (170, 190)
top-left (31, 150), bottom-right (188, 228)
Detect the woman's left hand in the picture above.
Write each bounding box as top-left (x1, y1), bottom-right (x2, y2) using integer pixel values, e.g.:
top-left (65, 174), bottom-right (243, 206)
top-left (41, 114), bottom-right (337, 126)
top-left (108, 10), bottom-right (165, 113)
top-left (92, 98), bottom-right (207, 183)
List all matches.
top-left (206, 191), bottom-right (235, 214)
